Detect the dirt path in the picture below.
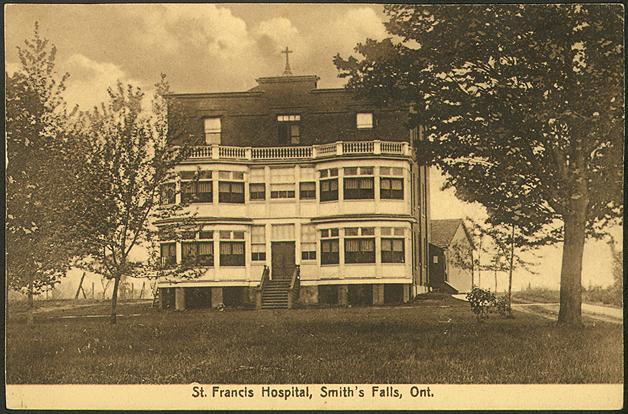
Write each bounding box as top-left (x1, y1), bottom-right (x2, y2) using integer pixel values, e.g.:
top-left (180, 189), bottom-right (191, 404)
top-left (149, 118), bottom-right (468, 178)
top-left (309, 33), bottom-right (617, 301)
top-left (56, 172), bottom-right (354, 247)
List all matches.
top-left (512, 303), bottom-right (622, 324)
top-left (452, 295), bottom-right (623, 324)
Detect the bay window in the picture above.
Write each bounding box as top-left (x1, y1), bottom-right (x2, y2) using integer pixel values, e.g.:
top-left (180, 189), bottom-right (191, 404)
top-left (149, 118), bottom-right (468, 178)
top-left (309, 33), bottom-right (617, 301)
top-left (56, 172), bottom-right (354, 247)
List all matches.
top-left (220, 230), bottom-right (245, 266)
top-left (381, 227), bottom-right (405, 263)
top-left (380, 167), bottom-right (404, 200)
top-left (218, 171), bottom-right (244, 203)
top-left (180, 171), bottom-right (212, 203)
top-left (160, 242), bottom-right (176, 267)
top-left (343, 167), bottom-right (374, 199)
top-left (344, 227), bottom-right (375, 263)
top-left (181, 231), bottom-right (214, 266)
top-left (160, 182), bottom-right (176, 205)
top-left (319, 168), bottom-right (338, 202)
top-left (320, 228), bottom-right (339, 264)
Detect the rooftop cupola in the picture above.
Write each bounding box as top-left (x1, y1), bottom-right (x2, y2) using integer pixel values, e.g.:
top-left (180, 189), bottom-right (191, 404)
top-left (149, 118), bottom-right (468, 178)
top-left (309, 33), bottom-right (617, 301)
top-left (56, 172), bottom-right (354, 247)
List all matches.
top-left (251, 46), bottom-right (320, 92)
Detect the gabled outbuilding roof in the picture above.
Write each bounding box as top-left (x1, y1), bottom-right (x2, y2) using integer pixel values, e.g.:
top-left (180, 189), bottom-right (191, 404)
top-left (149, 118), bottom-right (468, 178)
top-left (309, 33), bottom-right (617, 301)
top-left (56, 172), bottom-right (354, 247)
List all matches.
top-left (430, 219), bottom-right (475, 249)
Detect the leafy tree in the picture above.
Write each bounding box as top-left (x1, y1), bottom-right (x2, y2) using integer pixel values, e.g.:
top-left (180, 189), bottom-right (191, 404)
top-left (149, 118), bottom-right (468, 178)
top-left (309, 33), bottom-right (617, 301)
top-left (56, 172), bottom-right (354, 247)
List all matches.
top-left (473, 220), bottom-right (539, 315)
top-left (5, 23), bottom-right (83, 321)
top-left (72, 76), bottom-right (199, 323)
top-left (335, 4), bottom-right (623, 325)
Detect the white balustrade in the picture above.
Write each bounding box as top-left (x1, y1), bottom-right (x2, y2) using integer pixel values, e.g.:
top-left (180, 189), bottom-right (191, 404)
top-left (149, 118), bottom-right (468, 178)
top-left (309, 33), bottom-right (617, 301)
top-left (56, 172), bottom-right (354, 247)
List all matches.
top-left (185, 140), bottom-right (411, 160)
top-left (219, 146), bottom-right (247, 159)
top-left (342, 141), bottom-right (374, 154)
top-left (315, 143), bottom-right (337, 157)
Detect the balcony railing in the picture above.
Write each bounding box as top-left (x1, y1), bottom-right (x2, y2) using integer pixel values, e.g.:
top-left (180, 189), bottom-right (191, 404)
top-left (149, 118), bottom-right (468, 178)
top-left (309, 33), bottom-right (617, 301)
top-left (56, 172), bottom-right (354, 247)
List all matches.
top-left (184, 140), bottom-right (413, 161)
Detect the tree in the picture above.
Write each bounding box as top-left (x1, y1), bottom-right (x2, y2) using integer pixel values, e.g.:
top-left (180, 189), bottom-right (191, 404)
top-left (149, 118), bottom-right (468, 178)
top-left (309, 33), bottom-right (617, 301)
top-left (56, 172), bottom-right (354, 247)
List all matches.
top-left (473, 220), bottom-right (539, 315)
top-left (335, 4), bottom-right (623, 325)
top-left (6, 23), bottom-right (83, 321)
top-left (72, 76), bottom-right (198, 324)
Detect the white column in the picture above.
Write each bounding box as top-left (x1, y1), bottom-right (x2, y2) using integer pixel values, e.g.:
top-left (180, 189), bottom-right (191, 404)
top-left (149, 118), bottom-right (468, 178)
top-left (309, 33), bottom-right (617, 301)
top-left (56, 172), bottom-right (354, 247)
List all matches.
top-left (175, 175), bottom-right (181, 205)
top-left (244, 226), bottom-right (252, 282)
top-left (176, 241), bottom-right (182, 265)
top-left (337, 168), bottom-right (344, 212)
top-left (212, 175), bottom-right (219, 206)
top-left (295, 222), bottom-right (302, 265)
top-left (403, 165), bottom-right (410, 213)
top-left (338, 229), bottom-right (345, 280)
top-left (374, 166), bottom-right (381, 214)
top-left (375, 227), bottom-right (382, 279)
top-left (265, 223), bottom-right (272, 277)
top-left (294, 164), bottom-right (301, 214)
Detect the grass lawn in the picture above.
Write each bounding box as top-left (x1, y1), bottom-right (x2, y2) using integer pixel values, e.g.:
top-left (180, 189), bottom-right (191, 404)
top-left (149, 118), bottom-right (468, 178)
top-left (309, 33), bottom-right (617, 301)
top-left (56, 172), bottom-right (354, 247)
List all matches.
top-left (6, 296), bottom-right (623, 384)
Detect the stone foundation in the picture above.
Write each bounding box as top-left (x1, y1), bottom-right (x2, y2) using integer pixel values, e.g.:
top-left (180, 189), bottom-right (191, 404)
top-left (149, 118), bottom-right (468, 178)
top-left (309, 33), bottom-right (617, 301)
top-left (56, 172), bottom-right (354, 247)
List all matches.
top-left (211, 287), bottom-right (223, 309)
top-left (299, 286), bottom-right (319, 305)
top-left (175, 287), bottom-right (186, 311)
top-left (372, 284), bottom-right (385, 305)
top-left (338, 285), bottom-right (349, 307)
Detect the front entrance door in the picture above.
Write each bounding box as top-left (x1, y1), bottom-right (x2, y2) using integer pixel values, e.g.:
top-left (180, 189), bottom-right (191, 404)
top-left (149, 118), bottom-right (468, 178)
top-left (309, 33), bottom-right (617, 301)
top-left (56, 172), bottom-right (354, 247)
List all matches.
top-left (271, 242), bottom-right (296, 280)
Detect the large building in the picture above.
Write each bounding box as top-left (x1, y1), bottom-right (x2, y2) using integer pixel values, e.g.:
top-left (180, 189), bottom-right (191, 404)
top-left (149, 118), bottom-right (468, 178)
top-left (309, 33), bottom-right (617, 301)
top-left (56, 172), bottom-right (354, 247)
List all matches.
top-left (156, 61), bottom-right (430, 310)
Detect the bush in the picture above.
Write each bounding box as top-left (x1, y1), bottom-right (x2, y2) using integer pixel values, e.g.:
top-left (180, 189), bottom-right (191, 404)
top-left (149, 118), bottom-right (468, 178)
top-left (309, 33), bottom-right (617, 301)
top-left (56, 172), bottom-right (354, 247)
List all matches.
top-left (494, 296), bottom-right (512, 318)
top-left (466, 288), bottom-right (496, 321)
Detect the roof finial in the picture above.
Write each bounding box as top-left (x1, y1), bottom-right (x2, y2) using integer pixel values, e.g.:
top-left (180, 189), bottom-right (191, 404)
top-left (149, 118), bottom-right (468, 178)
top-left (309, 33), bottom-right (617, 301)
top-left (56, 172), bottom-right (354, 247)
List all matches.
top-left (281, 46), bottom-right (293, 75)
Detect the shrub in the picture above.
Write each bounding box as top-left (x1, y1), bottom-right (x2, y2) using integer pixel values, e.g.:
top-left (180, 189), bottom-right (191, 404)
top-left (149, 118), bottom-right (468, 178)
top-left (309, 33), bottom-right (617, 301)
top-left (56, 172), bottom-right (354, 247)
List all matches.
top-left (494, 296), bottom-right (512, 318)
top-left (466, 288), bottom-right (496, 321)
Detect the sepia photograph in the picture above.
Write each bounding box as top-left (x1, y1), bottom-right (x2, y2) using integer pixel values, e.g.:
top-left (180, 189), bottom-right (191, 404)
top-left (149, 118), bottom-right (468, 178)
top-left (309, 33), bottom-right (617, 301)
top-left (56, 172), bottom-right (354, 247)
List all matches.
top-left (4, 2), bottom-right (624, 410)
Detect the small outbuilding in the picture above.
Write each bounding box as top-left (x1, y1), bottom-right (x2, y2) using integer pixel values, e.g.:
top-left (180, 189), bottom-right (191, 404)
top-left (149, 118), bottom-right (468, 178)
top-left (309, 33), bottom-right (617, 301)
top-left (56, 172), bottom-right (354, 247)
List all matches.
top-left (429, 219), bottom-right (475, 294)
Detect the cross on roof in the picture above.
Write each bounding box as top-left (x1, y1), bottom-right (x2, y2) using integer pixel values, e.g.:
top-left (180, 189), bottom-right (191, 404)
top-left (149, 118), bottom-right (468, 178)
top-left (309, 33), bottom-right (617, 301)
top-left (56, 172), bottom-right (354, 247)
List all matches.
top-left (281, 46), bottom-right (293, 75)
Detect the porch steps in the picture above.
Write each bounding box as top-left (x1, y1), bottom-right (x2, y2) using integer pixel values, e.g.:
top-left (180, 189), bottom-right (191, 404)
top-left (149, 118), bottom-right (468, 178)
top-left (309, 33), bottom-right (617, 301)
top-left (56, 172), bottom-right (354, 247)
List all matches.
top-left (261, 279), bottom-right (291, 310)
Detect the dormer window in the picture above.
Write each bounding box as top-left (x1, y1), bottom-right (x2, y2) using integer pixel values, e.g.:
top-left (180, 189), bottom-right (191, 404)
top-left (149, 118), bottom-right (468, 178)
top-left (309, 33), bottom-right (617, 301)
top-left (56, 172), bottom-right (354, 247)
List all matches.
top-left (277, 114), bottom-right (301, 145)
top-left (204, 117), bottom-right (221, 144)
top-left (356, 112), bottom-right (374, 129)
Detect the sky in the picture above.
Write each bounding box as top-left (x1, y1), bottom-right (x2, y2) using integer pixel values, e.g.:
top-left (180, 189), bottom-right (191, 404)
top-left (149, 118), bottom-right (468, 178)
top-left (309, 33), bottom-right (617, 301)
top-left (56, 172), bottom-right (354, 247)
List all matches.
top-left (5, 3), bottom-right (621, 291)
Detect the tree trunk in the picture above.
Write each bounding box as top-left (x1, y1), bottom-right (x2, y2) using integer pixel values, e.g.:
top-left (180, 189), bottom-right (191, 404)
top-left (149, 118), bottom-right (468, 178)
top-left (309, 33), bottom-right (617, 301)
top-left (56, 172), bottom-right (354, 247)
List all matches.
top-left (494, 269), bottom-right (498, 294)
top-left (26, 278), bottom-right (34, 325)
top-left (508, 224), bottom-right (515, 315)
top-left (110, 276), bottom-right (121, 324)
top-left (477, 239), bottom-right (482, 288)
top-left (557, 209), bottom-right (586, 326)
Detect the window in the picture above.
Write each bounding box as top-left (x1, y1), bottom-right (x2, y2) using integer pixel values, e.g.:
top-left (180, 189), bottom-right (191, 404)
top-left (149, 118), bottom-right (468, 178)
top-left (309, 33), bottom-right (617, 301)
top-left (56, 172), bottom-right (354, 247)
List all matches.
top-left (380, 167), bottom-right (404, 200)
top-left (319, 168), bottom-right (338, 202)
top-left (356, 112), bottom-right (373, 129)
top-left (160, 182), bottom-right (176, 205)
top-left (299, 167), bottom-right (316, 200)
top-left (180, 171), bottom-right (212, 203)
top-left (270, 167), bottom-right (295, 199)
top-left (277, 114), bottom-right (301, 145)
top-left (301, 224), bottom-right (316, 260)
top-left (299, 182), bottom-right (316, 200)
top-left (251, 225), bottom-right (266, 262)
top-left (344, 167), bottom-right (374, 199)
top-left (320, 228), bottom-right (339, 265)
top-left (249, 168), bottom-right (265, 201)
top-left (344, 227), bottom-right (375, 264)
top-left (381, 227), bottom-right (405, 263)
top-left (204, 117), bottom-right (221, 144)
top-left (433, 255), bottom-right (439, 264)
top-left (180, 231), bottom-right (214, 266)
top-left (160, 242), bottom-right (176, 267)
top-left (220, 231), bottom-right (245, 266)
top-left (218, 171), bottom-right (244, 203)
